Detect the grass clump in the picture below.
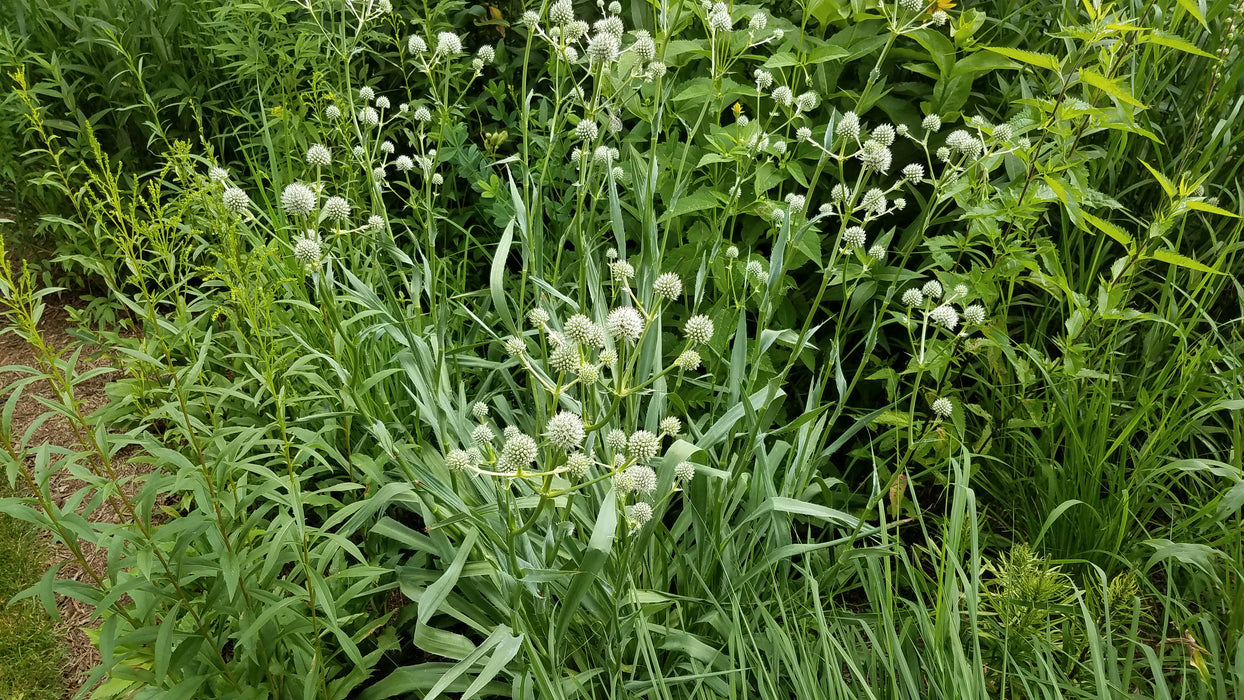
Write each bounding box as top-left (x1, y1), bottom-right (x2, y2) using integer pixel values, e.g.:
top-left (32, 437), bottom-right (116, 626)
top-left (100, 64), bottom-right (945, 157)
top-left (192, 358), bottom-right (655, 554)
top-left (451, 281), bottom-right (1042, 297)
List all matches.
top-left (0, 484), bottom-right (64, 699)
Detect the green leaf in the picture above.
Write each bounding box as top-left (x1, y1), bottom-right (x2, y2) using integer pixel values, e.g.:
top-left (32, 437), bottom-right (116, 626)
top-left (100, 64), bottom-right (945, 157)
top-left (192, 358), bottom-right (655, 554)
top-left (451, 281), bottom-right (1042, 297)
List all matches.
top-left (1080, 69), bottom-right (1145, 108)
top-left (1140, 160), bottom-right (1176, 197)
top-left (981, 46), bottom-right (1061, 72)
top-left (1148, 249), bottom-right (1221, 274)
top-left (1144, 539), bottom-right (1222, 577)
top-left (1144, 32), bottom-right (1215, 58)
top-left (1217, 481), bottom-right (1244, 521)
top-left (1173, 0), bottom-right (1207, 28)
top-left (419, 529), bottom-right (478, 627)
top-left (1079, 212), bottom-right (1133, 248)
top-left (1185, 200), bottom-right (1239, 217)
top-left (658, 189), bottom-right (719, 223)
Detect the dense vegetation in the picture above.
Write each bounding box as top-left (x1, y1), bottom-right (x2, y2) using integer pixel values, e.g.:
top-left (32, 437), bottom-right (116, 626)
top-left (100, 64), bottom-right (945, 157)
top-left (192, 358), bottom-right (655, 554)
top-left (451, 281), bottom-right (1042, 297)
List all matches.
top-left (1, 0), bottom-right (1242, 697)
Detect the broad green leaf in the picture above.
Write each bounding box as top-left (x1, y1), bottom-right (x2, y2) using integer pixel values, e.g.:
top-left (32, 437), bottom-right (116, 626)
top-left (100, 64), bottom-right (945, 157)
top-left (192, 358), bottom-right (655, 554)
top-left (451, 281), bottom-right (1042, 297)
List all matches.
top-left (1148, 249), bottom-right (1221, 274)
top-left (981, 46), bottom-right (1061, 71)
top-left (1080, 69), bottom-right (1145, 108)
top-left (1140, 160), bottom-right (1175, 197)
top-left (1144, 539), bottom-right (1222, 576)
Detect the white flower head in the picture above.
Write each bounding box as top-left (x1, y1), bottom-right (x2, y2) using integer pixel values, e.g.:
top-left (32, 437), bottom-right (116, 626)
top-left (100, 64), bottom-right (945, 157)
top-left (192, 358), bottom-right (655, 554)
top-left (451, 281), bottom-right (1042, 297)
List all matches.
top-left (436, 32), bottom-right (463, 56)
top-left (630, 501), bottom-right (653, 526)
top-left (408, 35), bottom-right (428, 54)
top-left (676, 349), bottom-right (702, 371)
top-left (628, 430), bottom-right (661, 462)
top-left (499, 433), bottom-right (538, 472)
top-left (653, 272), bottom-right (682, 300)
top-left (324, 105), bottom-right (341, 120)
top-left (323, 196), bottom-right (351, 222)
top-left (922, 280), bottom-right (943, 299)
top-left (632, 30), bottom-right (656, 61)
top-left (281, 183), bottom-right (317, 215)
top-left (209, 166), bottom-right (228, 183)
top-left (546, 411), bottom-right (586, 450)
top-left (964, 304), bottom-right (986, 325)
top-left (223, 187), bottom-right (250, 213)
top-left (932, 397), bottom-right (953, 418)
top-left (626, 465), bottom-right (657, 494)
top-left (306, 144), bottom-right (331, 167)
top-left (607, 306), bottom-right (645, 343)
top-left (929, 304), bottom-right (960, 330)
top-left (292, 231), bottom-right (323, 269)
top-left (359, 107), bottom-right (380, 128)
top-left (902, 163), bottom-right (925, 182)
top-left (836, 111), bottom-right (861, 141)
top-left (922, 113), bottom-right (942, 132)
top-left (659, 416), bottom-right (682, 437)
top-left (902, 288), bottom-right (924, 307)
top-left (684, 315), bottom-right (714, 344)
top-left (843, 226), bottom-right (866, 248)
top-left (359, 86), bottom-right (375, 101)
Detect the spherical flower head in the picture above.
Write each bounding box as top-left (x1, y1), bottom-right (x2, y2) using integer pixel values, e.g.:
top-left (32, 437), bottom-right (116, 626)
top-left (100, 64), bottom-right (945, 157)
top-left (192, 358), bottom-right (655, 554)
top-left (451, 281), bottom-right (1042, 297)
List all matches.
top-left (471, 424), bottom-right (495, 446)
top-left (372, 166), bottom-right (387, 181)
top-left (613, 469), bottom-right (635, 493)
top-left (375, 95), bottom-right (390, 110)
top-left (477, 44), bottom-right (496, 63)
top-left (565, 20), bottom-right (590, 41)
top-left (771, 85), bottom-right (793, 107)
top-left (610, 260), bottom-right (636, 284)
top-left (745, 260), bottom-right (764, 278)
top-left (323, 196), bottom-right (351, 223)
top-left (964, 304), bottom-right (986, 325)
top-left (632, 30), bottom-right (656, 61)
top-left (550, 343), bottom-right (579, 373)
top-left (306, 144), bottom-right (331, 167)
top-left (368, 214), bottom-right (385, 230)
top-left (446, 449), bottom-right (476, 471)
top-left (431, 173), bottom-right (444, 186)
top-left (754, 69), bottom-right (774, 90)
top-left (628, 430), bottom-right (660, 462)
top-left (566, 452), bottom-right (592, 479)
top-left (629, 501), bottom-right (653, 526)
top-left (380, 140), bottom-right (395, 155)
top-left (836, 111), bottom-right (861, 141)
top-left (646, 60), bottom-right (667, 79)
top-left (414, 106), bottom-right (432, 123)
top-left (892, 197), bottom-right (906, 211)
top-left (869, 124), bottom-right (897, 146)
top-left (359, 86), bottom-right (376, 102)
top-left (725, 245), bottom-right (740, 259)
top-left (861, 188), bottom-right (885, 212)
top-left (936, 146), bottom-right (952, 161)
top-left (359, 107), bottom-right (380, 128)
top-left (831, 184), bottom-right (851, 203)
top-left (608, 0), bottom-right (622, 13)
top-left (674, 461), bottom-right (695, 482)
top-left (546, 411), bottom-right (586, 450)
top-left (748, 11), bottom-right (768, 31)
top-left (394, 155), bottom-right (414, 172)
top-left (794, 91), bottom-right (820, 113)
top-left (595, 16), bottom-right (624, 36)
top-left (859, 140), bottom-right (892, 173)
top-left (435, 32), bottom-right (463, 56)
top-left (785, 193), bottom-right (806, 213)
top-left (324, 104), bottom-right (341, 121)
top-left (503, 426), bottom-right (522, 442)
top-left (281, 183), bottom-right (317, 216)
top-left (528, 308), bottom-right (550, 326)
top-left (932, 397), bottom-right (953, 418)
top-left (500, 433), bottom-right (538, 472)
top-left (929, 304), bottom-right (960, 331)
top-left (626, 465), bottom-right (657, 494)
top-left (520, 10), bottom-right (539, 27)
top-left (352, 145), bottom-right (366, 159)
top-left (587, 32), bottom-right (620, 64)
top-left (292, 231), bottom-right (323, 268)
top-left (993, 123), bottom-right (1014, 143)
top-left (902, 163), bottom-right (925, 182)
top-left (946, 129), bottom-right (982, 158)
top-left (223, 187), bottom-right (250, 213)
top-left (503, 335), bottom-right (525, 357)
top-left (565, 314), bottom-right (603, 347)
top-left (209, 166), bottom-right (228, 183)
top-left (575, 119), bottom-right (599, 142)
top-left (769, 140), bottom-right (787, 156)
top-left (471, 401), bottom-right (490, 420)
top-left (606, 428), bottom-right (628, 453)
top-left (653, 272), bottom-right (682, 301)
top-left (952, 284), bottom-right (969, 299)
top-left (796, 126), bottom-right (812, 142)
top-left (684, 315), bottom-right (714, 344)
top-left (932, 10), bottom-right (948, 25)
top-left (896, 123), bottom-right (910, 137)
top-left (843, 226), bottom-right (866, 249)
top-left (607, 306), bottom-right (644, 343)
top-left (672, 349), bottom-right (701, 372)
top-left (576, 362), bottom-right (599, 384)
top-left (900, 0), bottom-right (922, 11)
top-left (550, 0), bottom-right (574, 24)
top-left (902, 288), bottom-right (924, 307)
top-left (773, 28), bottom-right (785, 40)
top-left (592, 145), bottom-right (614, 165)
top-left (922, 113), bottom-right (942, 132)
top-left (868, 244), bottom-right (887, 260)
top-left (599, 348), bottom-right (618, 365)
top-left (659, 416), bottom-right (682, 437)
top-left (708, 4), bottom-right (732, 32)
top-left (922, 280), bottom-right (943, 299)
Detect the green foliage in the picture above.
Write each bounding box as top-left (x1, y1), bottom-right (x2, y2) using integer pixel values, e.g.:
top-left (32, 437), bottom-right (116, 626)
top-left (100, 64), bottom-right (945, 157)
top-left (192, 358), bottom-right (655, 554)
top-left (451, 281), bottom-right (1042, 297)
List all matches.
top-left (1, 0), bottom-right (1243, 697)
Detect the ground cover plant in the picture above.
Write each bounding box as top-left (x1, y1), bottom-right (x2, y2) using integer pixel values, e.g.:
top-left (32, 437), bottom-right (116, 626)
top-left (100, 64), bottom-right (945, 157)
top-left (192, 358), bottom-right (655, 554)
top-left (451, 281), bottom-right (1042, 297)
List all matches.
top-left (1, 0), bottom-right (1243, 697)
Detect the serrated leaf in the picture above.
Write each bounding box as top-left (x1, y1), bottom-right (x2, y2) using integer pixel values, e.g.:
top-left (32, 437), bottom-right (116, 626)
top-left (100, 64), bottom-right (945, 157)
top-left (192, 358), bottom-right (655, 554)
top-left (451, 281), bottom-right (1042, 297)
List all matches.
top-left (981, 46), bottom-right (1061, 72)
top-left (1148, 249), bottom-right (1221, 274)
top-left (1140, 160), bottom-right (1175, 197)
top-left (1186, 200), bottom-right (1239, 217)
top-left (1173, 0), bottom-right (1207, 28)
top-left (1080, 69), bottom-right (1145, 108)
top-left (1080, 212), bottom-right (1133, 248)
top-left (658, 189), bottom-right (719, 222)
top-left (1145, 32), bottom-right (1215, 58)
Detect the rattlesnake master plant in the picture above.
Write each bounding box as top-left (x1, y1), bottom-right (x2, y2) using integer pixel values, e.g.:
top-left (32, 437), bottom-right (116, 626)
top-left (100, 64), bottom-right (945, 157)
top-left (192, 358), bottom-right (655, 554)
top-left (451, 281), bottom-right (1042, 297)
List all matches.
top-left (1, 0), bottom-right (1241, 697)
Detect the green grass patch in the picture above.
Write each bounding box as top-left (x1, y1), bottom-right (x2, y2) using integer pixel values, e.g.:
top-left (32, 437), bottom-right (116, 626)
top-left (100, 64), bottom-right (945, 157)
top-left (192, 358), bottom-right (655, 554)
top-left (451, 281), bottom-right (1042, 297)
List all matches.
top-left (0, 483), bottom-right (65, 700)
